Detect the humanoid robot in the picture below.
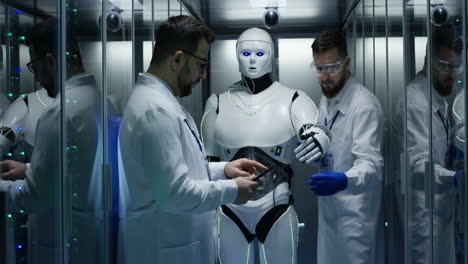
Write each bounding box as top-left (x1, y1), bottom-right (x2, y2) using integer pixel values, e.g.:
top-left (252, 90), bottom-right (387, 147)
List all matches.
top-left (201, 27), bottom-right (331, 264)
top-left (0, 88), bottom-right (53, 160)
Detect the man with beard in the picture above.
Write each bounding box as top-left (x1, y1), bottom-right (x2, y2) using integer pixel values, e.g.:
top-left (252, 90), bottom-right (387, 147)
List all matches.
top-left (118, 15), bottom-right (267, 264)
top-left (302, 30), bottom-right (384, 263)
top-left (394, 26), bottom-right (463, 264)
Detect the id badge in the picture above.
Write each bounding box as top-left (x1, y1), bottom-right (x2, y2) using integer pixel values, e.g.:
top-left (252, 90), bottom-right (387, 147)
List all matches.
top-left (321, 152), bottom-right (334, 171)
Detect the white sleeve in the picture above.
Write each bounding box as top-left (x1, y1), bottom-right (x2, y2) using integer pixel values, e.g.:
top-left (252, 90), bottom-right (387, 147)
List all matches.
top-left (407, 105), bottom-right (456, 187)
top-left (137, 107), bottom-right (237, 215)
top-left (209, 161), bottom-right (228, 180)
top-left (345, 105), bottom-right (385, 189)
top-left (0, 98), bottom-right (28, 156)
top-left (1, 109), bottom-right (59, 213)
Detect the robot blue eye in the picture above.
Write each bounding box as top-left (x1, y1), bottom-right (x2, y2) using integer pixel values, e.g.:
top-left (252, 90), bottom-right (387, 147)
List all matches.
top-left (243, 51), bottom-right (251, 56)
top-left (257, 52), bottom-right (264, 57)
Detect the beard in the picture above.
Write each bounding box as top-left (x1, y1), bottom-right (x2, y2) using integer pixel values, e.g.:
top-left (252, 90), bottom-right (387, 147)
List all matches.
top-left (321, 73), bottom-right (347, 99)
top-left (177, 65), bottom-right (199, 97)
top-left (434, 75), bottom-right (454, 97)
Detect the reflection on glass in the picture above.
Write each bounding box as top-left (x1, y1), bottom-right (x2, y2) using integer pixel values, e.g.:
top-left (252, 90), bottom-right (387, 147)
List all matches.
top-left (397, 25), bottom-right (462, 264)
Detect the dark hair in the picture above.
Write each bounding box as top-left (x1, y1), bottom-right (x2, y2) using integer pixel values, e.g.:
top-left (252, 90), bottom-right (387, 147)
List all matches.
top-left (311, 30), bottom-right (348, 58)
top-left (26, 18), bottom-right (58, 56)
top-left (151, 15), bottom-right (215, 63)
top-left (432, 25), bottom-right (463, 56)
top-left (26, 18), bottom-right (82, 65)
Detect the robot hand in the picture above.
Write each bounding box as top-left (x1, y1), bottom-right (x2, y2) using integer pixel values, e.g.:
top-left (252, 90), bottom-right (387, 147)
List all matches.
top-left (308, 170), bottom-right (347, 196)
top-left (294, 125), bottom-right (330, 164)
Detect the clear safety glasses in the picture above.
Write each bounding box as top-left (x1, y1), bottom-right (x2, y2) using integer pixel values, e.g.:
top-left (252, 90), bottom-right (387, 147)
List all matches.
top-left (434, 58), bottom-right (464, 74)
top-left (312, 58), bottom-right (346, 76)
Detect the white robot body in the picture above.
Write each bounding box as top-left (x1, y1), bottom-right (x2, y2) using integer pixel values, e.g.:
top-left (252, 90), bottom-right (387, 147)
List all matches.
top-left (216, 81), bottom-right (298, 163)
top-left (202, 81), bottom-right (321, 263)
top-left (453, 89), bottom-right (465, 152)
top-left (201, 27), bottom-right (327, 264)
top-left (0, 88), bottom-right (52, 157)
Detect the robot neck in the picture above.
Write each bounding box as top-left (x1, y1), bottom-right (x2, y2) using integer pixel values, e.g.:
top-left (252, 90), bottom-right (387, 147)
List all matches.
top-left (243, 74), bottom-right (273, 94)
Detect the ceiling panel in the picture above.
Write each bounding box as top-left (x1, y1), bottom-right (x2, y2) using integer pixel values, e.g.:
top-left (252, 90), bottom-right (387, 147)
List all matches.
top-left (204, 0), bottom-right (345, 34)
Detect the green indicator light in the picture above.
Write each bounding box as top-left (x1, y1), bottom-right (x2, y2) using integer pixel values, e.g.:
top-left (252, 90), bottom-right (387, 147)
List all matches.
top-left (72, 145), bottom-right (77, 149)
top-left (19, 210), bottom-right (24, 214)
top-left (73, 238), bottom-right (78, 242)
top-left (73, 193), bottom-right (78, 197)
top-left (66, 147), bottom-right (70, 150)
top-left (66, 243), bottom-right (70, 247)
top-left (66, 99), bottom-right (70, 103)
top-left (19, 36), bottom-right (25, 40)
top-left (7, 33), bottom-right (12, 36)
top-left (66, 52), bottom-right (70, 55)
top-left (458, 80), bottom-right (462, 84)
top-left (19, 152), bottom-right (24, 155)
top-left (21, 94), bottom-right (25, 97)
top-left (7, 214), bottom-right (12, 218)
top-left (456, 18), bottom-right (461, 22)
top-left (72, 9), bottom-right (77, 12)
top-left (73, 100), bottom-right (77, 103)
top-left (7, 153), bottom-right (12, 157)
top-left (7, 93), bottom-right (12, 97)
top-left (73, 55), bottom-right (77, 58)
top-left (66, 3), bottom-right (69, 6)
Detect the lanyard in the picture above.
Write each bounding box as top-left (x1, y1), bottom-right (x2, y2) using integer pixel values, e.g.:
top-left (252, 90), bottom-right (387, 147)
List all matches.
top-left (184, 119), bottom-right (211, 180)
top-left (436, 110), bottom-right (449, 147)
top-left (325, 111), bottom-right (340, 131)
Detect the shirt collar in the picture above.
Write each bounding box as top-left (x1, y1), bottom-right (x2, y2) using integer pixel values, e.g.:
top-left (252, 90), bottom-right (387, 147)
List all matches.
top-left (137, 72), bottom-right (187, 119)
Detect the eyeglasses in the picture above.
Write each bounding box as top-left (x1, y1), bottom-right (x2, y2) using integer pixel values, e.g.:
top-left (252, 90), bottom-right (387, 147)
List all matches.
top-left (181, 49), bottom-right (208, 72)
top-left (312, 58), bottom-right (346, 76)
top-left (434, 58), bottom-right (464, 74)
top-left (26, 55), bottom-right (45, 73)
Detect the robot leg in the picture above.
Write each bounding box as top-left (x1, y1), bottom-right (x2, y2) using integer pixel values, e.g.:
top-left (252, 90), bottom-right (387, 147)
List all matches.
top-left (257, 205), bottom-right (298, 264)
top-left (217, 206), bottom-right (255, 264)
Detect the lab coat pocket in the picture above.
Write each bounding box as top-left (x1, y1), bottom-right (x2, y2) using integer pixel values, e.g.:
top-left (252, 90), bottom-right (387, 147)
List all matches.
top-left (160, 241), bottom-right (201, 264)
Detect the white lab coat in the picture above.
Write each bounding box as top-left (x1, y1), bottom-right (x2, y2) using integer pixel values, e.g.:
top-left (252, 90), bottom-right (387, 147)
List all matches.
top-left (0, 74), bottom-right (101, 264)
top-left (395, 72), bottom-right (456, 264)
top-left (118, 73), bottom-right (238, 264)
top-left (316, 77), bottom-right (384, 264)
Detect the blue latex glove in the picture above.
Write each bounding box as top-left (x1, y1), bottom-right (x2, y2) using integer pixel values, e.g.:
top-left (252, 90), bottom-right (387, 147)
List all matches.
top-left (308, 170), bottom-right (348, 196)
top-left (454, 171), bottom-right (461, 186)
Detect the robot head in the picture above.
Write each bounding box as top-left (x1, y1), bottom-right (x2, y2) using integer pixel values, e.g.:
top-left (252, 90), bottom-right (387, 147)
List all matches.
top-left (236, 27), bottom-right (274, 79)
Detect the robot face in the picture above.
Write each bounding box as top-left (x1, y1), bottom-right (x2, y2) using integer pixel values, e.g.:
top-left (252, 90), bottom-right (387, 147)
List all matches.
top-left (237, 40), bottom-right (272, 79)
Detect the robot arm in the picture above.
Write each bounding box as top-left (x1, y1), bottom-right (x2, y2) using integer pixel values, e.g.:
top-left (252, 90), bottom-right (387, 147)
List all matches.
top-left (290, 91), bottom-right (331, 164)
top-left (201, 93), bottom-right (220, 161)
top-left (0, 98), bottom-right (28, 157)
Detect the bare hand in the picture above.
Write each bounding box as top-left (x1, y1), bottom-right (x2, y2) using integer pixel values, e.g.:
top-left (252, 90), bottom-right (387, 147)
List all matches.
top-left (224, 158), bottom-right (268, 179)
top-left (1, 160), bottom-right (27, 181)
top-left (233, 175), bottom-right (258, 204)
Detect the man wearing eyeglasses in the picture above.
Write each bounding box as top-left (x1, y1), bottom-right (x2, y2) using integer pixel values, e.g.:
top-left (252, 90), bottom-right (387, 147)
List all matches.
top-left (394, 26), bottom-right (463, 264)
top-left (0, 18), bottom-right (103, 264)
top-left (300, 30), bottom-right (384, 264)
top-left (118, 15), bottom-right (266, 264)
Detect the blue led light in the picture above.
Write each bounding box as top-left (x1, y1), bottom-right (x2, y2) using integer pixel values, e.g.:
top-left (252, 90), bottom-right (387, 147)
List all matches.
top-left (243, 51), bottom-right (251, 56)
top-left (17, 186), bottom-right (22, 190)
top-left (16, 68), bottom-right (22, 72)
top-left (17, 245), bottom-right (22, 249)
top-left (16, 10), bottom-right (21, 14)
top-left (257, 52), bottom-right (264, 56)
top-left (17, 127), bottom-right (22, 131)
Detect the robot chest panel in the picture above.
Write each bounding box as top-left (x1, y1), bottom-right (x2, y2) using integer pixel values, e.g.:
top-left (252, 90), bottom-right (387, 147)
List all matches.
top-left (214, 94), bottom-right (296, 148)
